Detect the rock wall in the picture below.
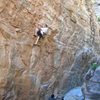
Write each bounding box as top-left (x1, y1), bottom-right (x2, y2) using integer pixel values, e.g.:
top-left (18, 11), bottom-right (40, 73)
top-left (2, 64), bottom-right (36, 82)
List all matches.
top-left (94, 0), bottom-right (100, 17)
top-left (0, 0), bottom-right (100, 100)
top-left (83, 66), bottom-right (100, 100)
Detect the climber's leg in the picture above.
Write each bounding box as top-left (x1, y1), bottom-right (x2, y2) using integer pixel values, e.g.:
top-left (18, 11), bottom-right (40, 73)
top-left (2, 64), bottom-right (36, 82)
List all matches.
top-left (34, 36), bottom-right (40, 45)
top-left (33, 30), bottom-right (44, 46)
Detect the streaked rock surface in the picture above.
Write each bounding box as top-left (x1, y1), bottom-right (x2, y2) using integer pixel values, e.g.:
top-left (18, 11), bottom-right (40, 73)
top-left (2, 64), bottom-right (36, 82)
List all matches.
top-left (0, 0), bottom-right (100, 100)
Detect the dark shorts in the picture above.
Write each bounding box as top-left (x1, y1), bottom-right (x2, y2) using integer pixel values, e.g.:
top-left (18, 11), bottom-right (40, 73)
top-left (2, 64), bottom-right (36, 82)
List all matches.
top-left (37, 30), bottom-right (44, 38)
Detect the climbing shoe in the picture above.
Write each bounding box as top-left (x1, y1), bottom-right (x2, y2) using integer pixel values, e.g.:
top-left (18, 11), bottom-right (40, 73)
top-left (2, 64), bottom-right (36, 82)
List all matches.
top-left (33, 44), bottom-right (40, 47)
top-left (33, 35), bottom-right (37, 37)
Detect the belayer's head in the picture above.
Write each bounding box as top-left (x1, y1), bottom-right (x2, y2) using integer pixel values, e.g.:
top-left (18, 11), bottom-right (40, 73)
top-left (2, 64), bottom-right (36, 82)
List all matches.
top-left (51, 94), bottom-right (55, 98)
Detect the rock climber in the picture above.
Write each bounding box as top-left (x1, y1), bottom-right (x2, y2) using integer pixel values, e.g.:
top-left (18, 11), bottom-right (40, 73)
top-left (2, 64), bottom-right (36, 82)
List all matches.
top-left (33, 24), bottom-right (48, 46)
top-left (48, 94), bottom-right (56, 100)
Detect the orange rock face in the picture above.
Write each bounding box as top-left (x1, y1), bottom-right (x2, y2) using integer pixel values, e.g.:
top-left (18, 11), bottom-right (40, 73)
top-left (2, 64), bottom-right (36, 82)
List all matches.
top-left (0, 0), bottom-right (100, 100)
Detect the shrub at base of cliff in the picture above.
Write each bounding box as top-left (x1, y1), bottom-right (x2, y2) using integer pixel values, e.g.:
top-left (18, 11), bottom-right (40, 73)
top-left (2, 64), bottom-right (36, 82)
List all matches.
top-left (89, 64), bottom-right (99, 70)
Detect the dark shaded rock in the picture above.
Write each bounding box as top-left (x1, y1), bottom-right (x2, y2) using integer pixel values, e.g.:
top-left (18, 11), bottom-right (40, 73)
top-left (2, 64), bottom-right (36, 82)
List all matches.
top-left (84, 67), bottom-right (100, 100)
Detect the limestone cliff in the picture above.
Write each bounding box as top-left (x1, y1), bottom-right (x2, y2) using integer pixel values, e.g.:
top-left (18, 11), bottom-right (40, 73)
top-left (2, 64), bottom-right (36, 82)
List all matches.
top-left (0, 0), bottom-right (100, 100)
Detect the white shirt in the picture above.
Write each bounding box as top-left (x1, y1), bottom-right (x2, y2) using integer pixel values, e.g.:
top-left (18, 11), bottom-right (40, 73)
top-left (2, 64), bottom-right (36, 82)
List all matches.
top-left (40, 27), bottom-right (48, 35)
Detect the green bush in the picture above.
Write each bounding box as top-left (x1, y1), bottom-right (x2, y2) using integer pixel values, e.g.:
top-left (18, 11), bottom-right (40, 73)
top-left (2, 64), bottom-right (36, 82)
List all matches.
top-left (90, 64), bottom-right (99, 70)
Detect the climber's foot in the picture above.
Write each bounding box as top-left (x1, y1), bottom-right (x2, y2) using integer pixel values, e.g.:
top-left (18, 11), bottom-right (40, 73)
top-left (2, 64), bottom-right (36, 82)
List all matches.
top-left (33, 35), bottom-right (37, 37)
top-left (33, 44), bottom-right (37, 47)
top-left (33, 44), bottom-right (40, 47)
